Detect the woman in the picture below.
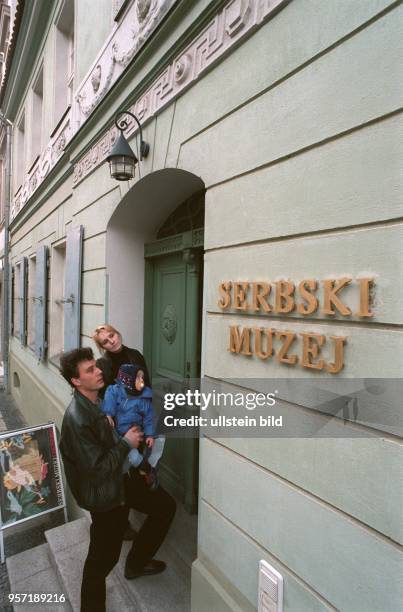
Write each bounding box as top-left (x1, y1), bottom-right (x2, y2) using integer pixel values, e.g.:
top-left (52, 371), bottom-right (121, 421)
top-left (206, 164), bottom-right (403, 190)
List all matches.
top-left (93, 324), bottom-right (164, 476)
top-left (92, 324), bottom-right (151, 390)
top-left (92, 323), bottom-right (153, 539)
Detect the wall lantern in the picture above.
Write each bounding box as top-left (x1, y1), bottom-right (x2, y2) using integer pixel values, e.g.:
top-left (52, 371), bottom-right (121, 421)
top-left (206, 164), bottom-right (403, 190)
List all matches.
top-left (106, 110), bottom-right (149, 181)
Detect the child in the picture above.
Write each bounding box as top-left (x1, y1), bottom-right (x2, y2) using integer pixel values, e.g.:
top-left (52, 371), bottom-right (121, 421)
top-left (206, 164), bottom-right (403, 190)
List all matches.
top-left (102, 363), bottom-right (164, 490)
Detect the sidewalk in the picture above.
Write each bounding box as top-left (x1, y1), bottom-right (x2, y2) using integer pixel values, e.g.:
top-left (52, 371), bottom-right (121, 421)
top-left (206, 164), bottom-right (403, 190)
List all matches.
top-left (0, 384), bottom-right (65, 611)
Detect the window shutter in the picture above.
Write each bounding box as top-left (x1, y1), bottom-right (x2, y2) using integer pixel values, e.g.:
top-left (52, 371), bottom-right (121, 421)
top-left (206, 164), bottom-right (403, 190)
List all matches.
top-left (35, 245), bottom-right (48, 361)
top-left (19, 257), bottom-right (28, 345)
top-left (64, 225), bottom-right (83, 352)
top-left (9, 263), bottom-right (14, 337)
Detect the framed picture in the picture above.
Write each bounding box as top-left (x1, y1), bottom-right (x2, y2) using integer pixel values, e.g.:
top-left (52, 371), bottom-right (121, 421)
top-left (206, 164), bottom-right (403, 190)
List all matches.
top-left (0, 423), bottom-right (66, 533)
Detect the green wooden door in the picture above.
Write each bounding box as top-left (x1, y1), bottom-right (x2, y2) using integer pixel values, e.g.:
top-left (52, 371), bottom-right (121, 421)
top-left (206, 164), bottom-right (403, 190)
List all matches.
top-left (144, 237), bottom-right (202, 513)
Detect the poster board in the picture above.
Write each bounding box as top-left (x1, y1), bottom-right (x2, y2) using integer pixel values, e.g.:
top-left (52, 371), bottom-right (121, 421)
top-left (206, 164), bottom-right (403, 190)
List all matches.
top-left (0, 423), bottom-right (67, 563)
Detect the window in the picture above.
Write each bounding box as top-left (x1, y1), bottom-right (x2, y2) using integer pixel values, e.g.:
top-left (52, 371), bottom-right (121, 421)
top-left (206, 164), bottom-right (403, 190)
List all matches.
top-left (27, 255), bottom-right (36, 349)
top-left (15, 113), bottom-right (25, 192)
top-left (31, 66), bottom-right (44, 163)
top-left (9, 264), bottom-right (14, 337)
top-left (49, 241), bottom-right (66, 361)
top-left (13, 262), bottom-right (20, 338)
top-left (19, 257), bottom-right (28, 345)
top-left (0, 130), bottom-right (5, 222)
top-left (0, 155), bottom-right (4, 223)
top-left (48, 225), bottom-right (83, 362)
top-left (35, 245), bottom-right (48, 361)
top-left (67, 27), bottom-right (74, 106)
top-left (54, 0), bottom-right (74, 125)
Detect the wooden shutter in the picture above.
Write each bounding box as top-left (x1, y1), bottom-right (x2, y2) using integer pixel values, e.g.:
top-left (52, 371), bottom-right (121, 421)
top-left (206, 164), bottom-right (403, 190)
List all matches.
top-left (63, 225), bottom-right (83, 352)
top-left (35, 245), bottom-right (48, 361)
top-left (9, 263), bottom-right (13, 337)
top-left (19, 257), bottom-right (28, 345)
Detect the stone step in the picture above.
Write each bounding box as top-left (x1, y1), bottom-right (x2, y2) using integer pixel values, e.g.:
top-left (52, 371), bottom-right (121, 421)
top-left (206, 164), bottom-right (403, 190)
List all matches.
top-left (6, 543), bottom-right (72, 611)
top-left (116, 501), bottom-right (196, 612)
top-left (45, 511), bottom-right (193, 612)
top-left (115, 538), bottom-right (191, 612)
top-left (45, 517), bottom-right (136, 612)
top-left (129, 500), bottom-right (197, 574)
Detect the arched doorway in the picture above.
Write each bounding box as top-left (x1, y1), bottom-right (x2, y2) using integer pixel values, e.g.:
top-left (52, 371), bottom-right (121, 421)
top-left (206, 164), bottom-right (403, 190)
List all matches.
top-left (106, 168), bottom-right (205, 513)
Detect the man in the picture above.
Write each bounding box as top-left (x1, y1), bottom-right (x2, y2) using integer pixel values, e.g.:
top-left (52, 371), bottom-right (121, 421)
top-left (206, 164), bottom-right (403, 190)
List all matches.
top-left (59, 348), bottom-right (176, 612)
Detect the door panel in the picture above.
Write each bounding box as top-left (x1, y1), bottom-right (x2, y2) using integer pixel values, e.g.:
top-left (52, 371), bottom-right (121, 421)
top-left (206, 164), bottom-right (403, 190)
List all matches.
top-left (153, 256), bottom-right (186, 380)
top-left (145, 248), bottom-right (202, 513)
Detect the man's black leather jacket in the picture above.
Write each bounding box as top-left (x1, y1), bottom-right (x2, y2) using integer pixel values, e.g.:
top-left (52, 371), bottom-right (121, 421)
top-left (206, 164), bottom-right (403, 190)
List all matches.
top-left (59, 390), bottom-right (131, 512)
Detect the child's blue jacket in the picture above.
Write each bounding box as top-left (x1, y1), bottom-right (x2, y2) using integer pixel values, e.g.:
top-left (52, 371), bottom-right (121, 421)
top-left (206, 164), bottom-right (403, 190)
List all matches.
top-left (101, 381), bottom-right (154, 437)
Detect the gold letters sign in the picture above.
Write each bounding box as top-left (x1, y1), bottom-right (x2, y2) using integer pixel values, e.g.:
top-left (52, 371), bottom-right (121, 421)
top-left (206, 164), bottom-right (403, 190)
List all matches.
top-left (217, 277), bottom-right (375, 374)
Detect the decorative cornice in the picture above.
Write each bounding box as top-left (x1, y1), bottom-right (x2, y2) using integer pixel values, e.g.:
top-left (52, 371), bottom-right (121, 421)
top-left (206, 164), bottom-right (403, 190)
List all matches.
top-left (73, 0), bottom-right (287, 187)
top-left (10, 0), bottom-right (288, 220)
top-left (10, 0), bottom-right (177, 221)
top-left (0, 0), bottom-right (24, 103)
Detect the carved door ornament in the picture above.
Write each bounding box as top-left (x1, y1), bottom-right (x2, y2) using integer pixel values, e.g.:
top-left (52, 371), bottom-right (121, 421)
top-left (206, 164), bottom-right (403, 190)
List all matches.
top-left (162, 304), bottom-right (177, 343)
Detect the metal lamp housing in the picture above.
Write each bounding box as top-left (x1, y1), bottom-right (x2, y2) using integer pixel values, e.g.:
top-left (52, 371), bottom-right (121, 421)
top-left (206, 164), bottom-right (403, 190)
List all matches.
top-left (106, 131), bottom-right (138, 181)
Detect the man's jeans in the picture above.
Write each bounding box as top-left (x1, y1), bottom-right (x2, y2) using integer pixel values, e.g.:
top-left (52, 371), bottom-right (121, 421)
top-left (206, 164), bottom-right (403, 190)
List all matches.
top-left (80, 470), bottom-right (176, 612)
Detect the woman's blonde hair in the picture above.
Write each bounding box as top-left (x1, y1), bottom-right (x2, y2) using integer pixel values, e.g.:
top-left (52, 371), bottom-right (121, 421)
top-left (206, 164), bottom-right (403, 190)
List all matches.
top-left (92, 324), bottom-right (121, 352)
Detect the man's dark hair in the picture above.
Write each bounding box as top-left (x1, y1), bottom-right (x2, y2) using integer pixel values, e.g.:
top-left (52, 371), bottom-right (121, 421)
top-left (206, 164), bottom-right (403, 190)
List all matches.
top-left (60, 347), bottom-right (95, 387)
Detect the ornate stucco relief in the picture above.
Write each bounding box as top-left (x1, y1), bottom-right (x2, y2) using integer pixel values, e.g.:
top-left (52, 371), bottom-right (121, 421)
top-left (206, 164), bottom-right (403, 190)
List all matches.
top-left (75, 0), bottom-right (175, 123)
top-left (10, 0), bottom-right (176, 221)
top-left (72, 0), bottom-right (287, 187)
top-left (11, 0), bottom-right (287, 220)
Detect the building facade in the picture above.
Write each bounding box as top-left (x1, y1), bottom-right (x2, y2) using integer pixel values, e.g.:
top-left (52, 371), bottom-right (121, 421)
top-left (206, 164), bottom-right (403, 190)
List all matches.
top-left (1, 0), bottom-right (402, 609)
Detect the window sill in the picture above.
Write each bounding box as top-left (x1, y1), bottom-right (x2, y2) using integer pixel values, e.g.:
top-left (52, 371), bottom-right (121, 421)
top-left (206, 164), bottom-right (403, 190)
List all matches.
top-left (27, 154), bottom-right (40, 174)
top-left (49, 353), bottom-right (62, 368)
top-left (114, 0), bottom-right (131, 22)
top-left (50, 105), bottom-right (71, 138)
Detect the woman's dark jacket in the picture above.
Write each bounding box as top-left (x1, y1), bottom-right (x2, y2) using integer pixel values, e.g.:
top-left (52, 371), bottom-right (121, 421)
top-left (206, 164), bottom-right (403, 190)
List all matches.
top-left (59, 390), bottom-right (131, 512)
top-left (97, 346), bottom-right (151, 391)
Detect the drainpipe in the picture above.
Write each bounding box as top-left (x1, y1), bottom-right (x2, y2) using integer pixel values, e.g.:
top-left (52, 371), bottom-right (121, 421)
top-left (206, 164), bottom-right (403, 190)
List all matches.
top-left (0, 113), bottom-right (12, 391)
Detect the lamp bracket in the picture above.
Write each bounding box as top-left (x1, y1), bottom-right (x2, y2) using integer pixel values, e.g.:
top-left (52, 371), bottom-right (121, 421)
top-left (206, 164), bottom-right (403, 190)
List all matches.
top-left (115, 110), bottom-right (149, 160)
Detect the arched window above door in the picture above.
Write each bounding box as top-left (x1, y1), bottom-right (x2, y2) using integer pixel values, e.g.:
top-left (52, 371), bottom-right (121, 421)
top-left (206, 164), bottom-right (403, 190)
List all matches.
top-left (156, 189), bottom-right (205, 239)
